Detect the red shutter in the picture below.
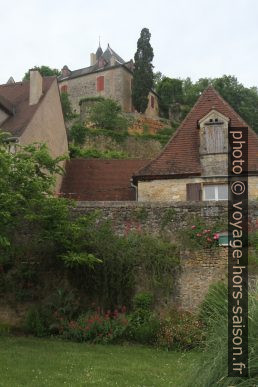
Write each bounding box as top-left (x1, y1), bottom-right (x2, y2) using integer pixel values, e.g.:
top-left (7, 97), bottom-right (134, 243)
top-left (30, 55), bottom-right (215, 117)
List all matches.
top-left (186, 183), bottom-right (202, 201)
top-left (151, 95), bottom-right (155, 109)
top-left (61, 85), bottom-right (68, 93)
top-left (96, 76), bottom-right (104, 92)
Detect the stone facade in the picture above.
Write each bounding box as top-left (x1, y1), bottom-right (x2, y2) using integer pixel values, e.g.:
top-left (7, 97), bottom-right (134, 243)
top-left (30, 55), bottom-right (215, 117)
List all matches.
top-left (58, 44), bottom-right (159, 117)
top-left (59, 67), bottom-right (159, 117)
top-left (138, 176), bottom-right (258, 202)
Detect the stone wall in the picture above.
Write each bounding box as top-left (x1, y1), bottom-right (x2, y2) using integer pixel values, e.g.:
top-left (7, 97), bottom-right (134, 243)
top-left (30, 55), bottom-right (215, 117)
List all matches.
top-left (72, 200), bottom-right (258, 310)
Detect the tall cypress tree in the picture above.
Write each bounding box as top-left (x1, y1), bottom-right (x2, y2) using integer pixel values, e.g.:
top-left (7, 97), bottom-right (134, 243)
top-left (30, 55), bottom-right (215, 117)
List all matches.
top-left (132, 28), bottom-right (154, 113)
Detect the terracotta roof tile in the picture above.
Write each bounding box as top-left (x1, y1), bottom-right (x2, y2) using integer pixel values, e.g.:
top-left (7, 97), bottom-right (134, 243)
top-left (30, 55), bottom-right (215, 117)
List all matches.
top-left (61, 159), bottom-right (149, 201)
top-left (134, 86), bottom-right (258, 179)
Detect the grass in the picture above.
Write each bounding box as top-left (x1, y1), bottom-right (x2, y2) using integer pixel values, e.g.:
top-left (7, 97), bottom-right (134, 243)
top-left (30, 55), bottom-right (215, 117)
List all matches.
top-left (0, 336), bottom-right (201, 386)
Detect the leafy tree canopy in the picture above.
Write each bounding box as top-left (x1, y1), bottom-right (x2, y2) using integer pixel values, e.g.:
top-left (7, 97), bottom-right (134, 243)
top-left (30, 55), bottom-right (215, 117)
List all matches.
top-left (156, 74), bottom-right (258, 133)
top-left (0, 134), bottom-right (99, 269)
top-left (132, 28), bottom-right (154, 113)
top-left (23, 65), bottom-right (60, 80)
top-left (88, 98), bottom-right (132, 130)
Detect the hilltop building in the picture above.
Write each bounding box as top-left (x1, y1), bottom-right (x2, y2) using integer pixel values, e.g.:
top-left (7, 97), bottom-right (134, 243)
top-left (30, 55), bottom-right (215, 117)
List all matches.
top-left (58, 44), bottom-right (159, 117)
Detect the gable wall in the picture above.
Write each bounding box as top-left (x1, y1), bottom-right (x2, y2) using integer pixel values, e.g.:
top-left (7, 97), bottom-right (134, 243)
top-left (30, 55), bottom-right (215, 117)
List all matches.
top-left (20, 80), bottom-right (68, 192)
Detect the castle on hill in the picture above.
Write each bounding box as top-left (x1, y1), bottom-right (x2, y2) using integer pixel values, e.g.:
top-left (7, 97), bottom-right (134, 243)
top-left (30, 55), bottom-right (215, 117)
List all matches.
top-left (58, 44), bottom-right (159, 117)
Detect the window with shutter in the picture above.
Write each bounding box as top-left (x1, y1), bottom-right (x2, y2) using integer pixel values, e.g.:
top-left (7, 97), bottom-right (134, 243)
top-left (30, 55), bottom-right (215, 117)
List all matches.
top-left (96, 76), bottom-right (104, 92)
top-left (204, 125), bottom-right (226, 153)
top-left (186, 183), bottom-right (202, 201)
top-left (61, 85), bottom-right (68, 93)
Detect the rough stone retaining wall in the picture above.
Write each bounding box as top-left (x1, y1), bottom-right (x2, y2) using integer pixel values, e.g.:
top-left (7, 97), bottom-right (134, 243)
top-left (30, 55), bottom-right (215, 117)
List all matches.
top-left (72, 201), bottom-right (257, 310)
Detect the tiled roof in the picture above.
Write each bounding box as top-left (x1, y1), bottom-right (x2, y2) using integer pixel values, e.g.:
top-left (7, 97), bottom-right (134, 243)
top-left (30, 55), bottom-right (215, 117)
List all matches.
top-left (0, 77), bottom-right (55, 137)
top-left (134, 86), bottom-right (258, 180)
top-left (60, 159), bottom-right (149, 201)
top-left (58, 45), bottom-right (127, 81)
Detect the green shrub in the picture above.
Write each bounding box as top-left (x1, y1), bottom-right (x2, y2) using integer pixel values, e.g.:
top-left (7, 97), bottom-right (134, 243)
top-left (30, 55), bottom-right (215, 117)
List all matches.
top-left (69, 145), bottom-right (128, 159)
top-left (69, 123), bottom-right (88, 145)
top-left (25, 307), bottom-right (49, 337)
top-left (88, 98), bottom-right (132, 130)
top-left (126, 292), bottom-right (160, 345)
top-left (133, 292), bottom-right (154, 311)
top-left (157, 309), bottom-right (205, 350)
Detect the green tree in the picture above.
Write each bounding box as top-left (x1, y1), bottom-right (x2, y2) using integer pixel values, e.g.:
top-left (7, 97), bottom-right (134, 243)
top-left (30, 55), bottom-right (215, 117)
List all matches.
top-left (23, 65), bottom-right (60, 80)
top-left (0, 135), bottom-right (99, 269)
top-left (132, 28), bottom-right (154, 113)
top-left (156, 77), bottom-right (184, 117)
top-left (89, 98), bottom-right (131, 130)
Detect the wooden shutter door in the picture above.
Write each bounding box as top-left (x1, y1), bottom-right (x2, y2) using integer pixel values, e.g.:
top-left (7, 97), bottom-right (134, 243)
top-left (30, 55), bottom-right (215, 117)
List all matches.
top-left (186, 183), bottom-right (202, 201)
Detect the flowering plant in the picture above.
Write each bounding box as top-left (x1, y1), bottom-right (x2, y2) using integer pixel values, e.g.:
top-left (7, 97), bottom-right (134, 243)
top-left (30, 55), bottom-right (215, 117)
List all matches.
top-left (61, 306), bottom-right (128, 343)
top-left (184, 222), bottom-right (220, 249)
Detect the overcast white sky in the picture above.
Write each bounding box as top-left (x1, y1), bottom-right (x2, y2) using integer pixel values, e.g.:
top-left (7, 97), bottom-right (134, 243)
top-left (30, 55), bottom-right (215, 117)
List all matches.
top-left (1, 0), bottom-right (258, 87)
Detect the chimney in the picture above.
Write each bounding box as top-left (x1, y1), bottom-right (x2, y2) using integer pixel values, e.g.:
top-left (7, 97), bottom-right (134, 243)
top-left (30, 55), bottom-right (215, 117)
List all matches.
top-left (110, 55), bottom-right (116, 66)
top-left (90, 53), bottom-right (96, 66)
top-left (29, 69), bottom-right (43, 106)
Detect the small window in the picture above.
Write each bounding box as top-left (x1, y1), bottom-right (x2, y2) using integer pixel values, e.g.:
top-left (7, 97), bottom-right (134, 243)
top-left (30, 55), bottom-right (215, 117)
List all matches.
top-left (96, 76), bottom-right (104, 92)
top-left (151, 95), bottom-right (155, 109)
top-left (61, 85), bottom-right (68, 93)
top-left (204, 184), bottom-right (228, 201)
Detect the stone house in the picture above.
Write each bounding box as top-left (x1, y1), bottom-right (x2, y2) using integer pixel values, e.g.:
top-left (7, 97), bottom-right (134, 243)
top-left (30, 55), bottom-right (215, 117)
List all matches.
top-left (0, 70), bottom-right (68, 192)
top-left (58, 44), bottom-right (159, 117)
top-left (133, 86), bottom-right (258, 201)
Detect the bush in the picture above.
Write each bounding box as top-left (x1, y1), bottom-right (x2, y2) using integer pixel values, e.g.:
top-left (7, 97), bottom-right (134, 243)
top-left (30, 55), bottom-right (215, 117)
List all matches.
top-left (25, 306), bottom-right (50, 337)
top-left (89, 98), bottom-right (132, 130)
top-left (62, 307), bottom-right (128, 344)
top-left (157, 309), bottom-right (205, 350)
top-left (69, 145), bottom-right (128, 159)
top-left (69, 123), bottom-right (88, 145)
top-left (126, 292), bottom-right (160, 345)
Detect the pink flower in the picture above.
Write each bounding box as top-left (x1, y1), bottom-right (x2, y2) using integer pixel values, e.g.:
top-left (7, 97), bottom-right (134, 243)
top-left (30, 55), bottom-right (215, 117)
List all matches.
top-left (191, 225), bottom-right (196, 229)
top-left (213, 233), bottom-right (219, 240)
top-left (196, 233), bottom-right (202, 237)
top-left (206, 237), bottom-right (212, 242)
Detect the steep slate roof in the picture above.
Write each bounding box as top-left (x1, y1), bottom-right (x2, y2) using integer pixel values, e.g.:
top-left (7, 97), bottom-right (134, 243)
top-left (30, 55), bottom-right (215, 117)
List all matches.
top-left (59, 45), bottom-right (127, 81)
top-left (133, 86), bottom-right (258, 181)
top-left (0, 77), bottom-right (55, 137)
top-left (61, 159), bottom-right (149, 201)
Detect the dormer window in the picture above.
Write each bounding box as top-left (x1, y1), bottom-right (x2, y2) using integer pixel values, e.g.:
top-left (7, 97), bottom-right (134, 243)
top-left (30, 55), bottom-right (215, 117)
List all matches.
top-left (199, 110), bottom-right (230, 155)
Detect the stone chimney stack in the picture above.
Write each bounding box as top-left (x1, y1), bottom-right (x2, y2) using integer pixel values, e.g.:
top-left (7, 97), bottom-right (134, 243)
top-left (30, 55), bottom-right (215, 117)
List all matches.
top-left (29, 69), bottom-right (43, 106)
top-left (90, 53), bottom-right (96, 66)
